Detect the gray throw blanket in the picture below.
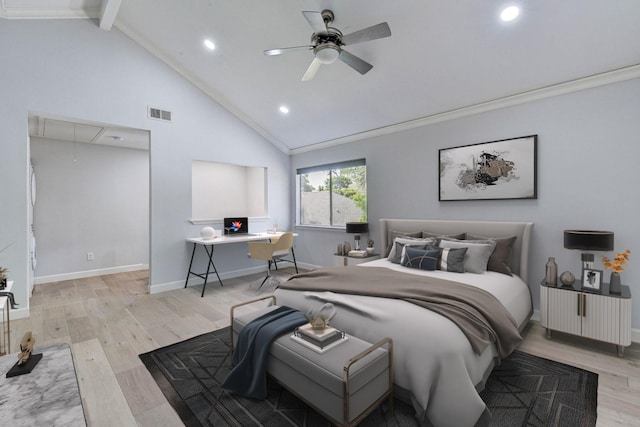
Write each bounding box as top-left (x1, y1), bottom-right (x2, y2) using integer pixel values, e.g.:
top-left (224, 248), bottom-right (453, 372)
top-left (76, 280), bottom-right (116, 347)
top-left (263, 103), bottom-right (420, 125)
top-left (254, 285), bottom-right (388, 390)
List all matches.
top-left (222, 306), bottom-right (307, 399)
top-left (281, 266), bottom-right (522, 358)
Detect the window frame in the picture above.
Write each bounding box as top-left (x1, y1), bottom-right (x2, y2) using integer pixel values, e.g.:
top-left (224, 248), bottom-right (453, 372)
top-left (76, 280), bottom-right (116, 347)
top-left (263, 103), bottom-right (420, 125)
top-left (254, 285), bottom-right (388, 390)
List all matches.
top-left (296, 159), bottom-right (367, 229)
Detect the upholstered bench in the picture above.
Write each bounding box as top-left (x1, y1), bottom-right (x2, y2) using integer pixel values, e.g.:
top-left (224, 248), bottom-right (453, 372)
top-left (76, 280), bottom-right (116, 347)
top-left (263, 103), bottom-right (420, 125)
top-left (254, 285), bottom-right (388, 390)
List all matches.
top-left (230, 296), bottom-right (393, 427)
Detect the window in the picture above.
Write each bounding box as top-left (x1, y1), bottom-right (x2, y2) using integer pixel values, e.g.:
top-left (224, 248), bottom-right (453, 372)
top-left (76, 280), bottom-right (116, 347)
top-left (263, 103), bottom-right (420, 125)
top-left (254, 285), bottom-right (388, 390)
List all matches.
top-left (297, 159), bottom-right (367, 227)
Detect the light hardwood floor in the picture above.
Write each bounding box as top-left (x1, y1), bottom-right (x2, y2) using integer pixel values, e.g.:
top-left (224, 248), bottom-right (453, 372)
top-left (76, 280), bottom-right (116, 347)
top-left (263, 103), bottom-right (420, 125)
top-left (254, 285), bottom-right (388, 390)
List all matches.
top-left (8, 270), bottom-right (640, 426)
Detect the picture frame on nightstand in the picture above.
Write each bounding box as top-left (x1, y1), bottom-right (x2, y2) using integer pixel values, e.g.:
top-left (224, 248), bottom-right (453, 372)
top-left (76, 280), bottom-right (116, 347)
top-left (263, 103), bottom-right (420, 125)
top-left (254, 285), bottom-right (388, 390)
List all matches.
top-left (581, 268), bottom-right (602, 291)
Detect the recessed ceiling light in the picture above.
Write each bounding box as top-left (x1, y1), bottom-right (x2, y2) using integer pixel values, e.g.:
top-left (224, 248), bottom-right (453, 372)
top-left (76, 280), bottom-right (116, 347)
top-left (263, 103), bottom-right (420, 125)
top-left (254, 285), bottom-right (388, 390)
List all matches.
top-left (203, 39), bottom-right (215, 50)
top-left (500, 6), bottom-right (520, 22)
top-left (279, 106), bottom-right (289, 114)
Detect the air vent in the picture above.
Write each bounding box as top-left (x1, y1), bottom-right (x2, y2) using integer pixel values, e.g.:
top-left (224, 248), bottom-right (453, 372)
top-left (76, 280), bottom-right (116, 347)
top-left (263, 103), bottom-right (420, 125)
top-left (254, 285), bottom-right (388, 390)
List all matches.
top-left (148, 106), bottom-right (172, 122)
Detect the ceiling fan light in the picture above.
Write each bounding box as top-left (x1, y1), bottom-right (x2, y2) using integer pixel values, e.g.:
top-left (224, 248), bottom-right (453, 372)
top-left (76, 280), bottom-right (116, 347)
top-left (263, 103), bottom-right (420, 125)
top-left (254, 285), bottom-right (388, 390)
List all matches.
top-left (315, 45), bottom-right (340, 64)
top-left (203, 39), bottom-right (215, 50)
top-left (500, 6), bottom-right (519, 22)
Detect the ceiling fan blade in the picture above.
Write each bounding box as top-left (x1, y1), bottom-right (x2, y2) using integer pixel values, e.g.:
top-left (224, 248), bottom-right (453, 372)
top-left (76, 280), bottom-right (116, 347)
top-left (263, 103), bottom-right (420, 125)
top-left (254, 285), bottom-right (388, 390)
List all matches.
top-left (302, 58), bottom-right (322, 81)
top-left (339, 50), bottom-right (373, 75)
top-left (302, 11), bottom-right (327, 34)
top-left (341, 22), bottom-right (391, 45)
top-left (264, 45), bottom-right (313, 56)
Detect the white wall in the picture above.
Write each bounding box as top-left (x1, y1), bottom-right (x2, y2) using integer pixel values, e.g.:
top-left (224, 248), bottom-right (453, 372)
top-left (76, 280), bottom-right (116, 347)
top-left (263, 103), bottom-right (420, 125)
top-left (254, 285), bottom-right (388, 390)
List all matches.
top-left (291, 77), bottom-right (640, 332)
top-left (30, 138), bottom-right (149, 278)
top-left (191, 161), bottom-right (266, 219)
top-left (0, 19), bottom-right (290, 317)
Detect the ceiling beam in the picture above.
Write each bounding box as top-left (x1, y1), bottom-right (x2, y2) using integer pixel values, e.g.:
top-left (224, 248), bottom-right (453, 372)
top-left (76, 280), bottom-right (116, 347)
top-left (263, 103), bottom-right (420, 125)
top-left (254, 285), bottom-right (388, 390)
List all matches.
top-left (99, 0), bottom-right (122, 31)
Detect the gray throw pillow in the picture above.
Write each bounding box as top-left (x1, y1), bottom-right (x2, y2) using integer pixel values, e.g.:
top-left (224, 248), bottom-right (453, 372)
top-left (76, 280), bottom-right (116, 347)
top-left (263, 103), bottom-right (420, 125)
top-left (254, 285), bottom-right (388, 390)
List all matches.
top-left (466, 233), bottom-right (517, 276)
top-left (422, 231), bottom-right (466, 240)
top-left (388, 237), bottom-right (436, 264)
top-left (438, 247), bottom-right (467, 273)
top-left (385, 230), bottom-right (422, 257)
top-left (438, 238), bottom-right (496, 274)
top-left (401, 247), bottom-right (440, 271)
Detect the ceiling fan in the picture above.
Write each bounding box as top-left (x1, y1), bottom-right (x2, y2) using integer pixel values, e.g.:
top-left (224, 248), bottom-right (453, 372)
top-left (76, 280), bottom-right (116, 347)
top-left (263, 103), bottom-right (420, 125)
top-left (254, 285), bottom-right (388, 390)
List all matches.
top-left (264, 10), bottom-right (391, 81)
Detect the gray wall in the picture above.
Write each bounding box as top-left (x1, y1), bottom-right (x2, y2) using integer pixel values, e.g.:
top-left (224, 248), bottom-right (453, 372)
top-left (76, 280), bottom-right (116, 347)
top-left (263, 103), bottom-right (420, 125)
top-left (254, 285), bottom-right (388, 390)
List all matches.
top-left (30, 138), bottom-right (149, 278)
top-left (291, 77), bottom-right (640, 332)
top-left (0, 19), bottom-right (291, 316)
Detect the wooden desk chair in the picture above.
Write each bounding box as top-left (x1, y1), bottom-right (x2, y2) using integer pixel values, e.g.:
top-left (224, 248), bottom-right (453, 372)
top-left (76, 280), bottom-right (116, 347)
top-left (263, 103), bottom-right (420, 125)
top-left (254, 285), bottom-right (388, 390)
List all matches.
top-left (248, 232), bottom-right (298, 288)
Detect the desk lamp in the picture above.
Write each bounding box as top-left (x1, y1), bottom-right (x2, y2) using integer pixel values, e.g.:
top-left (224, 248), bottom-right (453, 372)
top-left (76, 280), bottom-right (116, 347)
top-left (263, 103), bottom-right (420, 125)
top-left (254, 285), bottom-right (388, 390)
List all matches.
top-left (346, 222), bottom-right (368, 251)
top-left (564, 230), bottom-right (614, 268)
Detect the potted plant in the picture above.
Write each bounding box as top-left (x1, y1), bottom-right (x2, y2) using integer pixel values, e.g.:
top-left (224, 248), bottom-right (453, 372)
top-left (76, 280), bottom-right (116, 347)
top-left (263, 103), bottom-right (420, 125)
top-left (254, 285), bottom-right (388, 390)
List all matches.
top-left (366, 239), bottom-right (375, 255)
top-left (601, 249), bottom-right (631, 294)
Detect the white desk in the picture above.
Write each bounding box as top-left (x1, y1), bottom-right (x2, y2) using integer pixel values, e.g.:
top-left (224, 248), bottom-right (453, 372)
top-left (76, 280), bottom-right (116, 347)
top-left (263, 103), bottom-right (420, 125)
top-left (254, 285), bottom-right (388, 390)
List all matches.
top-left (185, 233), bottom-right (295, 297)
top-left (0, 280), bottom-right (13, 356)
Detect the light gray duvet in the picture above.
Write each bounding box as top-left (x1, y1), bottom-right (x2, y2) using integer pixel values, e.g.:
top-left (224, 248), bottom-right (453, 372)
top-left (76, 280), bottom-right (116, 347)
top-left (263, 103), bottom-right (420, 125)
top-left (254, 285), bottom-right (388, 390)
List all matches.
top-left (274, 260), bottom-right (532, 427)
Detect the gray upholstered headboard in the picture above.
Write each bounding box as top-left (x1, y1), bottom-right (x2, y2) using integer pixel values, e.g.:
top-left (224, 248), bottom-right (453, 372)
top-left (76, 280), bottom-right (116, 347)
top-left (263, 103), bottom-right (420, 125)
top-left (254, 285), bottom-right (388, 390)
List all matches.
top-left (379, 219), bottom-right (533, 281)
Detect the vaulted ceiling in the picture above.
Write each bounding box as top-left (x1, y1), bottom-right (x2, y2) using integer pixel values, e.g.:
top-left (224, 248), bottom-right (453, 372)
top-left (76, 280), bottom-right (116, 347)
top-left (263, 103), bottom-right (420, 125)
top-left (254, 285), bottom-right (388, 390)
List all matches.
top-left (4, 0), bottom-right (640, 153)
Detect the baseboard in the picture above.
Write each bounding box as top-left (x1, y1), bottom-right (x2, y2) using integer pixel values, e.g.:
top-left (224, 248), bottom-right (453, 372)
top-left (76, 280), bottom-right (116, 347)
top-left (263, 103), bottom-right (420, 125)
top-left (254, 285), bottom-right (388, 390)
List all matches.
top-left (7, 306), bottom-right (30, 320)
top-left (150, 265), bottom-right (268, 294)
top-left (296, 261), bottom-right (319, 271)
top-left (150, 261), bottom-right (319, 294)
top-left (35, 264), bottom-right (148, 285)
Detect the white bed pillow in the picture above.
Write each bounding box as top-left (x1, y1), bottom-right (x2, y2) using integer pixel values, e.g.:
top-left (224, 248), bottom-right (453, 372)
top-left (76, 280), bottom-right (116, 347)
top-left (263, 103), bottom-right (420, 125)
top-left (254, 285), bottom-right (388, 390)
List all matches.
top-left (387, 236), bottom-right (436, 264)
top-left (438, 238), bottom-right (496, 274)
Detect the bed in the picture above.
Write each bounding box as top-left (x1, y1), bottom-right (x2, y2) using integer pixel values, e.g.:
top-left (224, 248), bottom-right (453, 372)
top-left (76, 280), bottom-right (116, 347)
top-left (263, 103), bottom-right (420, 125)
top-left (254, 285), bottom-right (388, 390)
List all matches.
top-left (274, 219), bottom-right (533, 427)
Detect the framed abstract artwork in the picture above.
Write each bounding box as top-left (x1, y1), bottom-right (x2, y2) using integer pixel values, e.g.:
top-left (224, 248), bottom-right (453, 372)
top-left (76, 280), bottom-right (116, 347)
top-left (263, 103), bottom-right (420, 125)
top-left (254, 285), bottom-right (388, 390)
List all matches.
top-left (582, 268), bottom-right (602, 291)
top-left (439, 135), bottom-right (537, 201)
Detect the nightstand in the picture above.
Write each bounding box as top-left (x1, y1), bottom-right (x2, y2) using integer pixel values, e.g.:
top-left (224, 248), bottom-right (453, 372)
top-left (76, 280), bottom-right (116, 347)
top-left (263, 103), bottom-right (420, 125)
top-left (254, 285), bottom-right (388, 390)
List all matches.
top-left (540, 280), bottom-right (632, 356)
top-left (333, 254), bottom-right (380, 267)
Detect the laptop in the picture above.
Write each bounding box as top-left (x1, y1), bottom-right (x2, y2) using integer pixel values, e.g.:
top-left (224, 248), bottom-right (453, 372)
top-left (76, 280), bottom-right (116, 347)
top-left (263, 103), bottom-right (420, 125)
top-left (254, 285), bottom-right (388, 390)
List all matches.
top-left (223, 217), bottom-right (253, 237)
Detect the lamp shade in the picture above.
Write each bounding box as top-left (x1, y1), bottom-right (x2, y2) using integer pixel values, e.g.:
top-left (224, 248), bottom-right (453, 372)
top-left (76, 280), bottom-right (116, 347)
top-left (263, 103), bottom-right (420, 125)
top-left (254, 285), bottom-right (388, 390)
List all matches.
top-left (564, 230), bottom-right (614, 251)
top-left (345, 222), bottom-right (368, 234)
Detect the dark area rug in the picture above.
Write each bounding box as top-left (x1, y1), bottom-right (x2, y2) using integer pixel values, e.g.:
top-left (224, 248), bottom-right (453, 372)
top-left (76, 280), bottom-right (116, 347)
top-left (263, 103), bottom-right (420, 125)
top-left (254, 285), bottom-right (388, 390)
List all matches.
top-left (480, 350), bottom-right (597, 426)
top-left (139, 327), bottom-right (597, 427)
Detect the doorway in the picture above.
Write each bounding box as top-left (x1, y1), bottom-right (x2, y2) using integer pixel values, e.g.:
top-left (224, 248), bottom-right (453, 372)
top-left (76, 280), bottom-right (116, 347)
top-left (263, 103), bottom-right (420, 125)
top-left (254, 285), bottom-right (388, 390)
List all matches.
top-left (28, 113), bottom-right (150, 291)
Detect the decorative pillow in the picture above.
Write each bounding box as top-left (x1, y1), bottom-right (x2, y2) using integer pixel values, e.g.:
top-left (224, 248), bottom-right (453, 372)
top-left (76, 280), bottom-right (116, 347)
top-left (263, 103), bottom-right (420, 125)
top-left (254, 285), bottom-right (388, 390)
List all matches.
top-left (438, 238), bottom-right (496, 274)
top-left (438, 247), bottom-right (467, 273)
top-left (401, 247), bottom-right (440, 271)
top-left (388, 237), bottom-right (436, 264)
top-left (385, 230), bottom-right (422, 257)
top-left (421, 231), bottom-right (466, 240)
top-left (466, 233), bottom-right (517, 276)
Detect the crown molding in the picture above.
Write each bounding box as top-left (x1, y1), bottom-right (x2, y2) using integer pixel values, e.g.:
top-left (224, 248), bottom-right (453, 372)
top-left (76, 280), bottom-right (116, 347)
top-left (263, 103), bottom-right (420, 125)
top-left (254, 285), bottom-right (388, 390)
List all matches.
top-left (113, 19), bottom-right (640, 157)
top-left (0, 6), bottom-right (99, 19)
top-left (290, 64), bottom-right (640, 155)
top-left (114, 21), bottom-right (291, 155)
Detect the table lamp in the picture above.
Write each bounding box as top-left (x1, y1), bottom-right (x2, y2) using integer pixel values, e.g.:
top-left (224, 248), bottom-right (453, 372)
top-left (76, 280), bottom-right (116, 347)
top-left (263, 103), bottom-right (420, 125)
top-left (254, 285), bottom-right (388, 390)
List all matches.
top-left (563, 230), bottom-right (614, 268)
top-left (346, 222), bottom-right (368, 250)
